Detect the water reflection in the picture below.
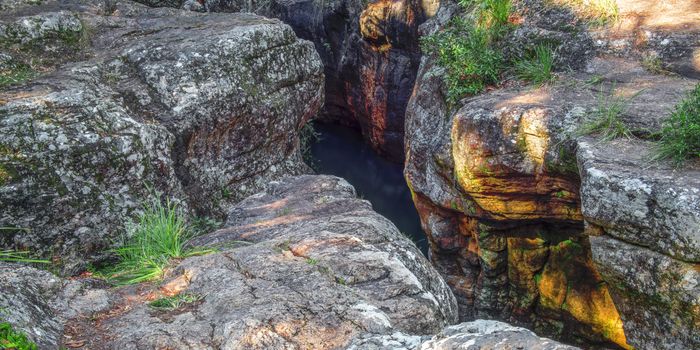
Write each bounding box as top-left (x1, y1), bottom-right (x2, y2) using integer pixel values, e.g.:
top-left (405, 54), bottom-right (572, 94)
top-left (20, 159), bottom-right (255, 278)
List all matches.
top-left (308, 122), bottom-right (429, 255)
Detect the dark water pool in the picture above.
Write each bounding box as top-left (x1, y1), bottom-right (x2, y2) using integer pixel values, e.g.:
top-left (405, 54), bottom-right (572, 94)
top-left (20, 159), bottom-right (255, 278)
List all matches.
top-left (308, 122), bottom-right (429, 255)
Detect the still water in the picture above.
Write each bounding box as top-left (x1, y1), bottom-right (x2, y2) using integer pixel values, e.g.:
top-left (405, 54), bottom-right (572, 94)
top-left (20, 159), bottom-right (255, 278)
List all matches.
top-left (308, 122), bottom-right (429, 255)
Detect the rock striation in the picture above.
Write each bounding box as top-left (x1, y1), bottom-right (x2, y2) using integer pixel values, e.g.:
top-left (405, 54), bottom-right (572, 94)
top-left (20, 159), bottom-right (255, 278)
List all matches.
top-left (404, 0), bottom-right (700, 349)
top-left (1, 175), bottom-right (459, 349)
top-left (0, 0), bottom-right (323, 272)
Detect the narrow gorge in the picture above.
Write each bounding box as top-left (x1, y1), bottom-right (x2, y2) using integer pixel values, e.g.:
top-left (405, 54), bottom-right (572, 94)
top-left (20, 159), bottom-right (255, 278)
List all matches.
top-left (0, 0), bottom-right (698, 349)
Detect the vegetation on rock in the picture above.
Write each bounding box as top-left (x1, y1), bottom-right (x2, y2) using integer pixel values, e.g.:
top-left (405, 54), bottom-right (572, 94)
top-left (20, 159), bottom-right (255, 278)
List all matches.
top-left (105, 199), bottom-right (212, 285)
top-left (421, 0), bottom-right (512, 103)
top-left (149, 294), bottom-right (203, 311)
top-left (578, 86), bottom-right (634, 141)
top-left (654, 83), bottom-right (700, 164)
top-left (514, 44), bottom-right (556, 86)
top-left (0, 322), bottom-right (37, 350)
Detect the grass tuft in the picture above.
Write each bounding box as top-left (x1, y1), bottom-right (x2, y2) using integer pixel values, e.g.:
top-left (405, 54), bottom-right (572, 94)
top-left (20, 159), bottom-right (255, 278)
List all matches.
top-left (0, 322), bottom-right (37, 350)
top-left (0, 63), bottom-right (35, 89)
top-left (149, 293), bottom-right (202, 311)
top-left (0, 250), bottom-right (49, 265)
top-left (515, 44), bottom-right (556, 86)
top-left (653, 83), bottom-right (700, 164)
top-left (578, 86), bottom-right (635, 141)
top-left (106, 199), bottom-right (213, 285)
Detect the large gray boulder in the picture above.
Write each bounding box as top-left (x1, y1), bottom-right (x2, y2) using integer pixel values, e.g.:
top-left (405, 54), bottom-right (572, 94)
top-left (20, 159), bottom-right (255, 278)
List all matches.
top-left (0, 0), bottom-right (323, 273)
top-left (1, 175), bottom-right (458, 349)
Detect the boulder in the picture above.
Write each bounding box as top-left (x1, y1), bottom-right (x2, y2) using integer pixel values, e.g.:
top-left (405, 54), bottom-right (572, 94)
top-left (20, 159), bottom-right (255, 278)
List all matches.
top-left (0, 0), bottom-right (323, 272)
top-left (1, 175), bottom-right (458, 349)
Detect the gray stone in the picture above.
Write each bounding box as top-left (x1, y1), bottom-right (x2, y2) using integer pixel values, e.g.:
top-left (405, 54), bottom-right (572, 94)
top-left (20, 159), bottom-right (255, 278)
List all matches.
top-left (0, 0), bottom-right (323, 272)
top-left (590, 235), bottom-right (700, 350)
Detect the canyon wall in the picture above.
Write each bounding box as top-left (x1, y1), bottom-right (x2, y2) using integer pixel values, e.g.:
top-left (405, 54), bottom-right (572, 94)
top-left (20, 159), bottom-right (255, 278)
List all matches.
top-left (0, 0), bottom-right (323, 272)
top-left (405, 0), bottom-right (699, 349)
top-left (144, 0), bottom-right (439, 161)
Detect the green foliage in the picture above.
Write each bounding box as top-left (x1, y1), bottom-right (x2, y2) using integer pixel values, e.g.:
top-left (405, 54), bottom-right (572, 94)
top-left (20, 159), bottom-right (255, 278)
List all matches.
top-left (0, 63), bottom-right (35, 89)
top-left (306, 258), bottom-right (318, 265)
top-left (515, 44), bottom-right (555, 86)
top-left (578, 87), bottom-right (634, 141)
top-left (0, 322), bottom-right (37, 350)
top-left (421, 17), bottom-right (504, 103)
top-left (641, 55), bottom-right (665, 75)
top-left (653, 83), bottom-right (700, 164)
top-left (106, 199), bottom-right (213, 285)
top-left (149, 293), bottom-right (202, 311)
top-left (0, 250), bottom-right (49, 264)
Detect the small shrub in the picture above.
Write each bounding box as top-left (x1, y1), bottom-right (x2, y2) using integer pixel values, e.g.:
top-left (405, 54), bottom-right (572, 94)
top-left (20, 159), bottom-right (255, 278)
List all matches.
top-left (421, 17), bottom-right (504, 103)
top-left (515, 44), bottom-right (556, 86)
top-left (149, 293), bottom-right (202, 311)
top-left (578, 87), bottom-right (634, 141)
top-left (299, 121), bottom-right (320, 168)
top-left (106, 199), bottom-right (212, 285)
top-left (641, 55), bottom-right (667, 75)
top-left (653, 83), bottom-right (700, 164)
top-left (0, 322), bottom-right (37, 350)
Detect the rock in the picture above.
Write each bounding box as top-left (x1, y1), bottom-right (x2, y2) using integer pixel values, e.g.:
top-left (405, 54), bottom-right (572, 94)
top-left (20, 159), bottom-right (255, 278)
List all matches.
top-left (135, 0), bottom-right (440, 162)
top-left (590, 235), bottom-right (700, 350)
top-left (1, 175), bottom-right (458, 349)
top-left (589, 0), bottom-right (700, 78)
top-left (0, 262), bottom-right (65, 349)
top-left (404, 1), bottom-right (699, 348)
top-left (350, 320), bottom-right (579, 349)
top-left (0, 0), bottom-right (323, 273)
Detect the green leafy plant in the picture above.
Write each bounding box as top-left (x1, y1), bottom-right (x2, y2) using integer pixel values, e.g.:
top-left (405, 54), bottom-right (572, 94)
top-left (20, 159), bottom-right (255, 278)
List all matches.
top-left (0, 322), bottom-right (37, 350)
top-left (149, 293), bottom-right (202, 311)
top-left (480, 0), bottom-right (513, 29)
top-left (421, 17), bottom-right (504, 103)
top-left (578, 87), bottom-right (635, 141)
top-left (515, 44), bottom-right (556, 86)
top-left (106, 199), bottom-right (213, 285)
top-left (653, 83), bottom-right (700, 164)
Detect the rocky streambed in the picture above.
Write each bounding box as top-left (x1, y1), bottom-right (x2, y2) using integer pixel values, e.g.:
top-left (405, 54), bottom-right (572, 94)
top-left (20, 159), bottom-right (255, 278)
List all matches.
top-left (0, 0), bottom-right (699, 349)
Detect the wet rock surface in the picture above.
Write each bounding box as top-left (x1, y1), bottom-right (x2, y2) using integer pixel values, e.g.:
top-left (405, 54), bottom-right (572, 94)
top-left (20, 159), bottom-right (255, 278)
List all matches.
top-left (1, 175), bottom-right (459, 349)
top-left (0, 0), bottom-right (323, 272)
top-left (404, 0), bottom-right (700, 348)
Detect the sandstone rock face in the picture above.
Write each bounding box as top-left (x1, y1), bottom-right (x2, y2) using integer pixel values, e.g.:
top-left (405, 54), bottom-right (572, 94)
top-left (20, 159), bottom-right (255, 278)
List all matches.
top-left (1, 175), bottom-right (458, 349)
top-left (0, 0), bottom-right (323, 272)
top-left (350, 320), bottom-right (579, 349)
top-left (404, 1), bottom-right (700, 348)
top-left (139, 0), bottom-right (439, 161)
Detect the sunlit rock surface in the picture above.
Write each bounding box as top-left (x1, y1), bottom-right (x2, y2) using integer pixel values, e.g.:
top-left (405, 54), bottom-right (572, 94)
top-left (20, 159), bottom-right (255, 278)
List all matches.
top-left (404, 0), bottom-right (699, 348)
top-left (0, 175), bottom-right (458, 349)
top-left (135, 0), bottom-right (439, 161)
top-left (350, 320), bottom-right (579, 349)
top-left (0, 0), bottom-right (323, 272)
